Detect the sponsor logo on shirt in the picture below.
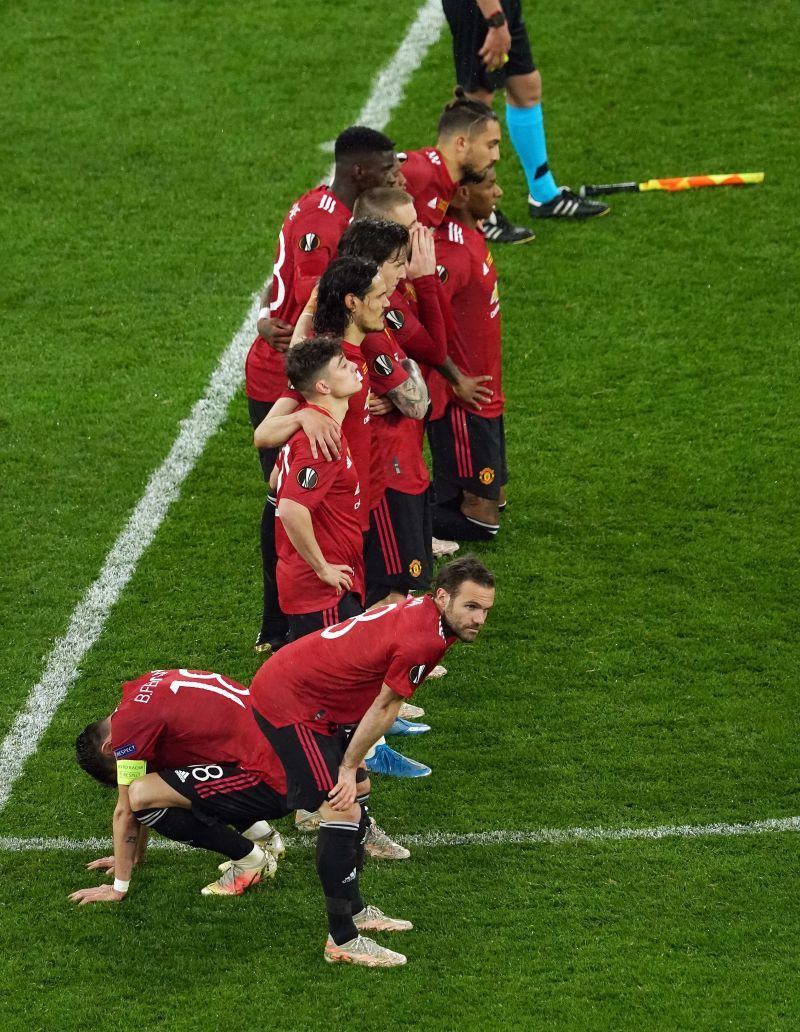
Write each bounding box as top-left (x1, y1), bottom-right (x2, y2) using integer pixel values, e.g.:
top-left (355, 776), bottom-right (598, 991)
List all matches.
top-left (425, 150), bottom-right (441, 165)
top-left (409, 664), bottom-right (427, 686)
top-left (385, 309), bottom-right (405, 331)
top-left (409, 559), bottom-right (422, 578)
top-left (299, 232), bottom-right (320, 252)
top-left (373, 354), bottom-right (394, 376)
top-left (113, 743), bottom-right (137, 759)
top-left (297, 467), bottom-right (319, 489)
top-left (478, 467), bottom-right (495, 485)
top-left (427, 196), bottom-right (439, 209)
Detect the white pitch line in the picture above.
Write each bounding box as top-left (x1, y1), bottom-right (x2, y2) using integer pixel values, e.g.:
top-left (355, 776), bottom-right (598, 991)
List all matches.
top-left (1, 815), bottom-right (799, 853)
top-left (0, 0), bottom-right (446, 817)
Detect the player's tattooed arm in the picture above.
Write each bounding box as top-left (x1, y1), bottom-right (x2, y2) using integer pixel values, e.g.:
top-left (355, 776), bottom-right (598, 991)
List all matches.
top-left (386, 359), bottom-right (429, 420)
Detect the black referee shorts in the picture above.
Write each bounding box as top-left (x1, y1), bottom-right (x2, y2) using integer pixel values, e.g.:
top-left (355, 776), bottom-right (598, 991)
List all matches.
top-left (429, 405), bottom-right (508, 504)
top-left (159, 764), bottom-right (291, 826)
top-left (442, 0), bottom-right (536, 94)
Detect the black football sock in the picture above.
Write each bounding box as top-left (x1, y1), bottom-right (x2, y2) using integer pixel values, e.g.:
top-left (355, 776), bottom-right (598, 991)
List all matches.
top-left (259, 491), bottom-right (288, 642)
top-left (350, 796), bottom-right (371, 914)
top-left (133, 807), bottom-right (253, 861)
top-left (432, 502), bottom-right (499, 541)
top-left (316, 819), bottom-right (361, 944)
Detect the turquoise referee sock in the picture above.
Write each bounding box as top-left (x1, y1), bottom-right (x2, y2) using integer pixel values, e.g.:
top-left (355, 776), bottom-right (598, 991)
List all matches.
top-left (505, 103), bottom-right (559, 203)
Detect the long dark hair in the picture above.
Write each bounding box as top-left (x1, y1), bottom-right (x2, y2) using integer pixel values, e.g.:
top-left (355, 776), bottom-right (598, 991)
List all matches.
top-left (313, 255), bottom-right (377, 337)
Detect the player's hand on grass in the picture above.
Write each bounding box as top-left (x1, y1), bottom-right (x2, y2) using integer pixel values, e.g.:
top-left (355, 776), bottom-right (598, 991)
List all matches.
top-left (86, 855), bottom-right (116, 873)
top-left (297, 407), bottom-right (341, 460)
top-left (317, 563), bottom-right (353, 593)
top-left (453, 373), bottom-right (493, 411)
top-left (407, 225), bottom-right (437, 280)
top-left (259, 316), bottom-right (294, 353)
top-left (328, 766), bottom-right (358, 811)
top-left (368, 394), bottom-right (394, 417)
top-left (479, 25), bottom-right (511, 69)
top-left (69, 884), bottom-right (127, 905)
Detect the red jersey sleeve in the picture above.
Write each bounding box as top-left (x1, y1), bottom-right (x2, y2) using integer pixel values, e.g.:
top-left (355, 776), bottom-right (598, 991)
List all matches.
top-left (362, 330), bottom-right (409, 398)
top-left (278, 435), bottom-right (347, 513)
top-left (110, 681), bottom-right (165, 763)
top-left (386, 279), bottom-right (447, 368)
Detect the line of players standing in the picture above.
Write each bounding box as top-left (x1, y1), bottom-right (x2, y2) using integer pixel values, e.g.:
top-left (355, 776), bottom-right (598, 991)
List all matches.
top-left (247, 95), bottom-right (508, 704)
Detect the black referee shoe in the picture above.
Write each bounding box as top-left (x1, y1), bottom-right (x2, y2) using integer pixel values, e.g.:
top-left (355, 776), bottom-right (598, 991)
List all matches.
top-left (529, 188), bottom-right (609, 219)
top-left (481, 208), bottom-right (536, 244)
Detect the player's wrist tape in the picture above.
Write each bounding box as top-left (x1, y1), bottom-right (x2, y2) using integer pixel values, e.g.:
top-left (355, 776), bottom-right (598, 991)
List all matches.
top-left (113, 878), bottom-right (130, 893)
top-left (485, 10), bottom-right (506, 27)
top-left (257, 306), bottom-right (271, 322)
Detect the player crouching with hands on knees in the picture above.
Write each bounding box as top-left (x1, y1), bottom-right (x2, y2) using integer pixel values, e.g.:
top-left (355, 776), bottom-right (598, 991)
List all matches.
top-left (249, 555), bottom-right (496, 966)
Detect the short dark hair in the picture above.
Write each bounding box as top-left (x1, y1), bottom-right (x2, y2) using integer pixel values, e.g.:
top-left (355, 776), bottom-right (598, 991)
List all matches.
top-left (75, 718), bottom-right (115, 788)
top-left (338, 218), bottom-right (410, 267)
top-left (285, 336), bottom-right (344, 395)
top-left (434, 554), bottom-right (496, 596)
top-left (335, 126), bottom-right (395, 163)
top-left (352, 187), bottom-right (414, 221)
top-left (313, 255), bottom-right (378, 338)
top-left (437, 86), bottom-right (498, 140)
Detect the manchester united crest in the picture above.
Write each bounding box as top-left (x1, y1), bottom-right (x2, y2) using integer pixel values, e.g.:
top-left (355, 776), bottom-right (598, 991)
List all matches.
top-left (478, 467), bottom-right (495, 485)
top-left (409, 558), bottom-right (422, 578)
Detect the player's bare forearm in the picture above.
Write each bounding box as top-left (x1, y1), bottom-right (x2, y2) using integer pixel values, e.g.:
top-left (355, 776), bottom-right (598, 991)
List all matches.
top-left (279, 500), bottom-right (353, 591)
top-left (341, 686), bottom-right (405, 771)
top-left (388, 360), bottom-right (429, 420)
top-left (289, 308), bottom-right (315, 348)
top-left (435, 355), bottom-right (461, 386)
top-left (253, 397), bottom-right (301, 449)
top-left (112, 789), bottom-right (141, 884)
top-left (278, 501), bottom-right (327, 574)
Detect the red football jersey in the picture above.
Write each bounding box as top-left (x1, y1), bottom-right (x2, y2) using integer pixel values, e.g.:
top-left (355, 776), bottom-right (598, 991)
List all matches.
top-left (250, 595), bottom-right (456, 728)
top-left (245, 186), bottom-right (352, 402)
top-left (280, 338), bottom-right (373, 529)
top-left (365, 329), bottom-right (428, 498)
top-left (275, 407), bottom-right (364, 614)
top-left (384, 276), bottom-right (448, 369)
top-left (432, 217), bottom-right (504, 419)
top-left (110, 669), bottom-right (287, 791)
top-left (401, 148), bottom-right (458, 228)
top-left (361, 329), bottom-right (413, 505)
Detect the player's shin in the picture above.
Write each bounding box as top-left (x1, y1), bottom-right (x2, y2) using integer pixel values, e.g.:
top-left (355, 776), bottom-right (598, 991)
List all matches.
top-left (316, 817), bottom-right (362, 944)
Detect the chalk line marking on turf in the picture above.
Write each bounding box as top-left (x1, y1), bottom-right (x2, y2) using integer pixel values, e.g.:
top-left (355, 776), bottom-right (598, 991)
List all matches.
top-left (0, 0), bottom-right (446, 817)
top-left (2, 815), bottom-right (799, 853)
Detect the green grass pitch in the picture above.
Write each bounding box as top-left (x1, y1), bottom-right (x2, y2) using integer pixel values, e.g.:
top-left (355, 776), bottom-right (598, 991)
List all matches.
top-left (1, 0), bottom-right (798, 1028)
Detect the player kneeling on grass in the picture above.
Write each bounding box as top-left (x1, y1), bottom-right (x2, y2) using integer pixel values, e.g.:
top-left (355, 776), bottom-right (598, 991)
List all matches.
top-left (249, 555), bottom-right (496, 966)
top-left (70, 668), bottom-right (291, 904)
